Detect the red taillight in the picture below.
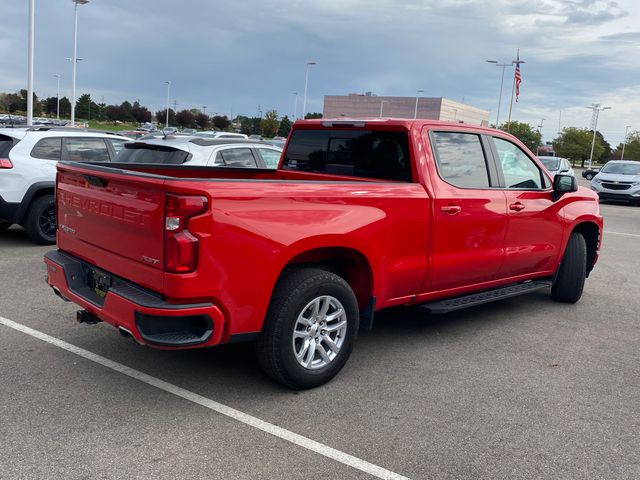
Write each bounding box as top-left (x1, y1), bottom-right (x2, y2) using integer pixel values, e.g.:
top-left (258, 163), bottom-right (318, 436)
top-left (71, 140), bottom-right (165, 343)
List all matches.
top-left (164, 194), bottom-right (208, 273)
top-left (0, 158), bottom-right (13, 169)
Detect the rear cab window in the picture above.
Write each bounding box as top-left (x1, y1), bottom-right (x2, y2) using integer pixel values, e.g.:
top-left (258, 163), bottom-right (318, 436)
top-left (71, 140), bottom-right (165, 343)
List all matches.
top-left (115, 143), bottom-right (191, 164)
top-left (281, 129), bottom-right (412, 181)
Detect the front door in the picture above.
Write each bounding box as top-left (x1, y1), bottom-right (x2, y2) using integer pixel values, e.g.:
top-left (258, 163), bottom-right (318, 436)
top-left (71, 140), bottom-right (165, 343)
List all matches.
top-left (491, 136), bottom-right (564, 277)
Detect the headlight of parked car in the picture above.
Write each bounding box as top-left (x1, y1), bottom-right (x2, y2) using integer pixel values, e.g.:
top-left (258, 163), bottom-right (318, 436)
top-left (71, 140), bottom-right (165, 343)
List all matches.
top-left (592, 178), bottom-right (601, 184)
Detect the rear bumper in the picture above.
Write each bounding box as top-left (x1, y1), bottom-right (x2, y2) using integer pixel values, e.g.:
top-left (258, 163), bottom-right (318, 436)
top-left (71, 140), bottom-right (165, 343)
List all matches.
top-left (0, 195), bottom-right (20, 223)
top-left (44, 250), bottom-right (225, 349)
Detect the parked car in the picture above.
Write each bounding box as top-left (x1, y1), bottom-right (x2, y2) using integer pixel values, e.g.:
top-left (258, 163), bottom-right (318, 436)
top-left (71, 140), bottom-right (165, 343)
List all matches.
top-left (590, 160), bottom-right (640, 204)
top-left (117, 130), bottom-right (149, 140)
top-left (265, 136), bottom-right (286, 148)
top-left (538, 156), bottom-right (574, 177)
top-left (46, 119), bottom-right (602, 389)
top-left (582, 167), bottom-right (600, 180)
top-left (115, 136), bottom-right (282, 169)
top-left (196, 131), bottom-right (249, 140)
top-left (181, 128), bottom-right (197, 135)
top-left (0, 126), bottom-right (130, 244)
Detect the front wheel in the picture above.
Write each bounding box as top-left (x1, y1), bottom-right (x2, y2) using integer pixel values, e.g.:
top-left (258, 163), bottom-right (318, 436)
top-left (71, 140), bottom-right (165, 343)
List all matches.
top-left (585, 173), bottom-right (594, 180)
top-left (551, 232), bottom-right (587, 303)
top-left (24, 195), bottom-right (56, 245)
top-left (255, 268), bottom-right (359, 389)
top-left (0, 221), bottom-right (11, 232)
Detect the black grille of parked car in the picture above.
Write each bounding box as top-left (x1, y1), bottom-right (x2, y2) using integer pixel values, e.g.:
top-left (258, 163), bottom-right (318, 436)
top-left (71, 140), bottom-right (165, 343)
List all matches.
top-left (602, 182), bottom-right (632, 190)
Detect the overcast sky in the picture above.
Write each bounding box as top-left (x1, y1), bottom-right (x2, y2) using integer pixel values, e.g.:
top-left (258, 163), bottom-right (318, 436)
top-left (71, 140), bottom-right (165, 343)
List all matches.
top-left (1, 0), bottom-right (638, 144)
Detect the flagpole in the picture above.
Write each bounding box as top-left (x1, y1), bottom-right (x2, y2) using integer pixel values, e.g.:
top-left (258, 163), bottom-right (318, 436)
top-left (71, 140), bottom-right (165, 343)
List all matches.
top-left (506, 49), bottom-right (524, 132)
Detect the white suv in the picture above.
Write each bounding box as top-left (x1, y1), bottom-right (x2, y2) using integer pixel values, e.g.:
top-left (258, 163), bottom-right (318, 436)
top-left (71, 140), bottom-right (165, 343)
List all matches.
top-left (0, 127), bottom-right (130, 244)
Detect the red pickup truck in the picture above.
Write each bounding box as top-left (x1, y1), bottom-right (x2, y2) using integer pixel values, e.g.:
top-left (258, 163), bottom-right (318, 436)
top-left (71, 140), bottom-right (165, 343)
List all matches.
top-left (45, 119), bottom-right (603, 389)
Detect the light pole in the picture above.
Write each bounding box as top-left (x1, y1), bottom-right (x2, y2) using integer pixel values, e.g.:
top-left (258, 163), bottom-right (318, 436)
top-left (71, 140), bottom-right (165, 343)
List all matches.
top-left (164, 81), bottom-right (171, 128)
top-left (621, 125), bottom-right (632, 160)
top-left (70, 0), bottom-right (88, 126)
top-left (202, 105), bottom-right (207, 116)
top-left (486, 60), bottom-right (514, 127)
top-left (53, 74), bottom-right (61, 120)
top-left (293, 92), bottom-right (299, 119)
top-left (537, 117), bottom-right (546, 133)
top-left (27, 0), bottom-right (35, 126)
top-left (587, 104), bottom-right (611, 168)
top-left (302, 61), bottom-right (317, 119)
top-left (413, 89), bottom-right (424, 119)
top-left (379, 101), bottom-right (388, 118)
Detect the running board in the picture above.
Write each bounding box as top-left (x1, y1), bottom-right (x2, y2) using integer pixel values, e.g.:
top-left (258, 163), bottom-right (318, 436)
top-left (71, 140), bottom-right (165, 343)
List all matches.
top-left (420, 280), bottom-right (552, 314)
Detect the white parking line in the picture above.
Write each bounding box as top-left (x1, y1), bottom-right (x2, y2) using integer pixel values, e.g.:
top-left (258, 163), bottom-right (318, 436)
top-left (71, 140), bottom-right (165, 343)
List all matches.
top-left (0, 316), bottom-right (410, 480)
top-left (605, 231), bottom-right (640, 238)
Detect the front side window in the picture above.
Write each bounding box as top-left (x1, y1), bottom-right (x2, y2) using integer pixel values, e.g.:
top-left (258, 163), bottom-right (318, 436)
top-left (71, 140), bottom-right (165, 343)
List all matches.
top-left (64, 138), bottom-right (110, 162)
top-left (31, 137), bottom-right (62, 160)
top-left (432, 132), bottom-right (490, 188)
top-left (219, 148), bottom-right (258, 168)
top-left (494, 137), bottom-right (546, 189)
top-left (282, 129), bottom-right (412, 181)
top-left (257, 147), bottom-right (281, 169)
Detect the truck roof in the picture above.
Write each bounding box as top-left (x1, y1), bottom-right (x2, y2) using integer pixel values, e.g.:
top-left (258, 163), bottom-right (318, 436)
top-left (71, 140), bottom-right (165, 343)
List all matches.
top-left (294, 118), bottom-right (497, 134)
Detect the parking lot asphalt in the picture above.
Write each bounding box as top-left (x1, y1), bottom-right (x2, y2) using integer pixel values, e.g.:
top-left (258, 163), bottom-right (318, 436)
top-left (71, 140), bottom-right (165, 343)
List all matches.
top-left (1, 177), bottom-right (639, 480)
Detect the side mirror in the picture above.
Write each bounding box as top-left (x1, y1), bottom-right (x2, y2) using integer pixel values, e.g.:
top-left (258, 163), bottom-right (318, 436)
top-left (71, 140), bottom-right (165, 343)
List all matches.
top-left (553, 174), bottom-right (578, 200)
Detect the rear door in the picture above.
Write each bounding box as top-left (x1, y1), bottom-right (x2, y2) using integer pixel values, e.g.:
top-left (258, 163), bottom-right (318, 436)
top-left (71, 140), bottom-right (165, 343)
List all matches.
top-left (489, 136), bottom-right (563, 278)
top-left (425, 129), bottom-right (507, 291)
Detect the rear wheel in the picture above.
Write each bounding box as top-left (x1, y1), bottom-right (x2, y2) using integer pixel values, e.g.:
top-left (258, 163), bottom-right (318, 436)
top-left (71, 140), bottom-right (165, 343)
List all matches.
top-left (0, 221), bottom-right (11, 231)
top-left (255, 268), bottom-right (359, 389)
top-left (551, 232), bottom-right (587, 303)
top-left (24, 195), bottom-right (56, 245)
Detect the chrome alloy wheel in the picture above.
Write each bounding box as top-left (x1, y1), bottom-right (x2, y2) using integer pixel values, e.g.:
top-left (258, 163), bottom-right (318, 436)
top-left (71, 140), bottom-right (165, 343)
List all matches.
top-left (292, 295), bottom-right (348, 370)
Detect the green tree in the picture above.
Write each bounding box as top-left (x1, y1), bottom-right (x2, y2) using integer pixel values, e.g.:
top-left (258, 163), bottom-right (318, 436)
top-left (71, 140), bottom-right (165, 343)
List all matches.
top-left (59, 97), bottom-right (71, 118)
top-left (239, 117), bottom-right (252, 135)
top-left (304, 112), bottom-right (322, 119)
top-left (614, 131), bottom-right (640, 160)
top-left (552, 127), bottom-right (605, 167)
top-left (499, 120), bottom-right (542, 153)
top-left (105, 105), bottom-right (128, 123)
top-left (595, 131), bottom-right (612, 161)
top-left (75, 93), bottom-right (92, 119)
top-left (261, 110), bottom-right (279, 137)
top-left (277, 115), bottom-right (292, 137)
top-left (131, 101), bottom-right (151, 123)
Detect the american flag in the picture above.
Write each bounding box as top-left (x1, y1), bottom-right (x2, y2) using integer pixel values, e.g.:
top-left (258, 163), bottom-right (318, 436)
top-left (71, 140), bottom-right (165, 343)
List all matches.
top-left (515, 58), bottom-right (522, 102)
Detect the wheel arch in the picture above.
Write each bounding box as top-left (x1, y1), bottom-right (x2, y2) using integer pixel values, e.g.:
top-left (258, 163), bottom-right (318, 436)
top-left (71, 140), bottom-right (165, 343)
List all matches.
top-left (571, 221), bottom-right (600, 276)
top-left (277, 246), bottom-right (375, 324)
top-left (16, 181), bottom-right (55, 224)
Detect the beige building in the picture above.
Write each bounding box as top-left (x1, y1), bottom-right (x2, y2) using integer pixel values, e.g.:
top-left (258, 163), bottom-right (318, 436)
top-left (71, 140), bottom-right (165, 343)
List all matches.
top-left (323, 93), bottom-right (489, 126)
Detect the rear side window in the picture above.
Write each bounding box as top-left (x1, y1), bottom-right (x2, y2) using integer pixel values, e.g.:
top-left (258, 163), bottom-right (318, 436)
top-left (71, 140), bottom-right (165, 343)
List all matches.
top-left (0, 134), bottom-right (16, 157)
top-left (281, 129), bottom-right (412, 181)
top-left (115, 144), bottom-right (191, 164)
top-left (432, 132), bottom-right (490, 188)
top-left (31, 137), bottom-right (62, 160)
top-left (217, 148), bottom-right (258, 168)
top-left (65, 138), bottom-right (110, 162)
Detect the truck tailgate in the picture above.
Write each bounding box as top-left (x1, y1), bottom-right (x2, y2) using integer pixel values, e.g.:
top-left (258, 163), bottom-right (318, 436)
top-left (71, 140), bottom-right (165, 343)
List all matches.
top-left (56, 163), bottom-right (167, 290)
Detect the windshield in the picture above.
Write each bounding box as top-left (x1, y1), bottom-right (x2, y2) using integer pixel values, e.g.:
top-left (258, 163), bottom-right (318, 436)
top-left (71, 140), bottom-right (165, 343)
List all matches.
top-left (115, 143), bottom-right (191, 164)
top-left (539, 157), bottom-right (560, 171)
top-left (600, 162), bottom-right (640, 175)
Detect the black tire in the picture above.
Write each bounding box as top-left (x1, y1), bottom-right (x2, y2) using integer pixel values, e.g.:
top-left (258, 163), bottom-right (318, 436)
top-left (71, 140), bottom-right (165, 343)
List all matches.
top-left (255, 268), bottom-right (359, 390)
top-left (24, 195), bottom-right (56, 245)
top-left (0, 221), bottom-right (11, 232)
top-left (585, 173), bottom-right (594, 180)
top-left (551, 232), bottom-right (587, 303)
